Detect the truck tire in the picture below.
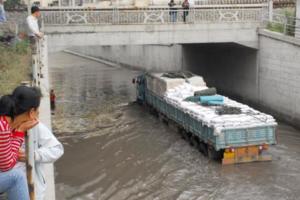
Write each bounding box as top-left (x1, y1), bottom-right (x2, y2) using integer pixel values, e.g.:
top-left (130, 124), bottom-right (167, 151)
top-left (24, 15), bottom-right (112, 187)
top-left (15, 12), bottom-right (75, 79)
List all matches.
top-left (199, 142), bottom-right (208, 157)
top-left (208, 146), bottom-right (223, 160)
top-left (190, 135), bottom-right (200, 148)
top-left (181, 130), bottom-right (190, 141)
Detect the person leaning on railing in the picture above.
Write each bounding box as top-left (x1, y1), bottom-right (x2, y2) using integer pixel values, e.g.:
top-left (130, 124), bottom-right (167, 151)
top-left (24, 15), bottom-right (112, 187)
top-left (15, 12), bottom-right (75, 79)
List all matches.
top-left (168, 0), bottom-right (177, 23)
top-left (182, 0), bottom-right (190, 23)
top-left (0, 86), bottom-right (41, 200)
top-left (23, 121), bottom-right (64, 200)
top-left (26, 6), bottom-right (44, 54)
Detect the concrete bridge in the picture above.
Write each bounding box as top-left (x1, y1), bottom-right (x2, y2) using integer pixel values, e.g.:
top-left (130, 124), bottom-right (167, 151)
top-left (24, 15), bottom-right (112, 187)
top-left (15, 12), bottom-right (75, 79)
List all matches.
top-left (42, 5), bottom-right (269, 51)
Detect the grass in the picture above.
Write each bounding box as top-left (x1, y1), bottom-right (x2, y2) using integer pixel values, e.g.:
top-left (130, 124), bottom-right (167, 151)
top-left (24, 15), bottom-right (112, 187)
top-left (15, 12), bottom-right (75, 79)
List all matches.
top-left (0, 40), bottom-right (31, 95)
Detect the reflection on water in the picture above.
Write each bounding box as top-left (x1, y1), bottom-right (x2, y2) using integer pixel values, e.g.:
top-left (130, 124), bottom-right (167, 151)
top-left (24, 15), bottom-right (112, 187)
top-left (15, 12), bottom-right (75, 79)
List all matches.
top-left (50, 52), bottom-right (300, 200)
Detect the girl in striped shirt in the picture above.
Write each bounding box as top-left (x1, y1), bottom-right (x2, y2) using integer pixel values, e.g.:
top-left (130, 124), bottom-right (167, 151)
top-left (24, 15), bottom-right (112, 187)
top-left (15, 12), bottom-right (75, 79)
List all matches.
top-left (0, 86), bottom-right (41, 200)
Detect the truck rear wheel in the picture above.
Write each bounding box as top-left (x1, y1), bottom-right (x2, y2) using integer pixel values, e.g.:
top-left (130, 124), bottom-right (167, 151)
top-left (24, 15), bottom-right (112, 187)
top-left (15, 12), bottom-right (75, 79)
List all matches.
top-left (208, 146), bottom-right (223, 160)
top-left (180, 130), bottom-right (190, 141)
top-left (190, 135), bottom-right (200, 148)
top-left (199, 142), bottom-right (208, 157)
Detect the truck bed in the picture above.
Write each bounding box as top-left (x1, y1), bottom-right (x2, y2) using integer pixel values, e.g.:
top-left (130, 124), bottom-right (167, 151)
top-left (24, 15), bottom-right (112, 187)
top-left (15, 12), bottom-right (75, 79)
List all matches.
top-left (145, 89), bottom-right (276, 151)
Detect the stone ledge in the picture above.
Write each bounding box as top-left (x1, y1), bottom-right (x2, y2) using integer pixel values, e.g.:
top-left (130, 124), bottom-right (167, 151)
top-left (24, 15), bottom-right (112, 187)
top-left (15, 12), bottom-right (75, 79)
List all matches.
top-left (258, 29), bottom-right (300, 47)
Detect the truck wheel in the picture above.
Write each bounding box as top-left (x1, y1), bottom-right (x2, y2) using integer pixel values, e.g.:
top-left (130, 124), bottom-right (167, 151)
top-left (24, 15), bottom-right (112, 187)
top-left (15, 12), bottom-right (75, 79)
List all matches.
top-left (181, 130), bottom-right (190, 141)
top-left (159, 113), bottom-right (169, 125)
top-left (208, 147), bottom-right (222, 160)
top-left (199, 142), bottom-right (208, 157)
top-left (190, 135), bottom-right (199, 148)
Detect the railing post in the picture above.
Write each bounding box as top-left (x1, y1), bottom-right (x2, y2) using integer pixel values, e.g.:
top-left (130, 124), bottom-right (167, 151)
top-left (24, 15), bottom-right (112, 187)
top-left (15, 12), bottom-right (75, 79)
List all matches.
top-left (296, 0), bottom-right (300, 38)
top-left (268, 0), bottom-right (273, 22)
top-left (283, 16), bottom-right (287, 35)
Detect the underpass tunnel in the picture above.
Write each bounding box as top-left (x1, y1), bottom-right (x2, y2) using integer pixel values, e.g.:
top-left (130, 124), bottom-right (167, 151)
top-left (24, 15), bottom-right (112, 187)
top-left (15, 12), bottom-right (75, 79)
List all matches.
top-left (182, 43), bottom-right (259, 105)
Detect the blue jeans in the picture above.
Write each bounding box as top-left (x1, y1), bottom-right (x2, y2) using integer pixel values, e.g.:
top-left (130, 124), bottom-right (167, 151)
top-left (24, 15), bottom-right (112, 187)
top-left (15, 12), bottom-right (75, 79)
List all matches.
top-left (0, 168), bottom-right (29, 200)
top-left (170, 11), bottom-right (177, 22)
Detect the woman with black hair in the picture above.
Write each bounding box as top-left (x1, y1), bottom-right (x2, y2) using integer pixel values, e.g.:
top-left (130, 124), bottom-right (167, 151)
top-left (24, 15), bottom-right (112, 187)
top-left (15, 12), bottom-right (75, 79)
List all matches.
top-left (0, 86), bottom-right (41, 200)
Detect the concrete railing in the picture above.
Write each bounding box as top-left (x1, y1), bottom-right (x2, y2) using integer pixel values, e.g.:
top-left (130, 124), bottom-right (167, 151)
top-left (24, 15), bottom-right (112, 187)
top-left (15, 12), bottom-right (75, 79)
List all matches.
top-left (263, 13), bottom-right (300, 39)
top-left (42, 7), bottom-right (265, 25)
top-left (29, 36), bottom-right (56, 200)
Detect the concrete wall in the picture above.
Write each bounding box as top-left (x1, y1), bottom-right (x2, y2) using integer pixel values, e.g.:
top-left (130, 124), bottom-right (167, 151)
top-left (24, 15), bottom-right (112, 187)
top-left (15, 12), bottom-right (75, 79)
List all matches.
top-left (45, 22), bottom-right (259, 52)
top-left (69, 44), bottom-right (182, 71)
top-left (183, 43), bottom-right (259, 103)
top-left (258, 30), bottom-right (300, 126)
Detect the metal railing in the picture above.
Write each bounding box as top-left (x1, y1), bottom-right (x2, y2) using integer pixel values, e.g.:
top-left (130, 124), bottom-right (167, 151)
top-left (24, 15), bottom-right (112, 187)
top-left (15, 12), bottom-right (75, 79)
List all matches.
top-left (262, 13), bottom-right (300, 39)
top-left (194, 0), bottom-right (295, 6)
top-left (42, 7), bottom-right (264, 25)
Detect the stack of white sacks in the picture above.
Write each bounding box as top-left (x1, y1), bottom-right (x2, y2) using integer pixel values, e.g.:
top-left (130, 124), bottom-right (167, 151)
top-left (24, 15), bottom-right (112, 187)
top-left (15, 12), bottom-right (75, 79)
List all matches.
top-left (148, 74), bottom-right (278, 136)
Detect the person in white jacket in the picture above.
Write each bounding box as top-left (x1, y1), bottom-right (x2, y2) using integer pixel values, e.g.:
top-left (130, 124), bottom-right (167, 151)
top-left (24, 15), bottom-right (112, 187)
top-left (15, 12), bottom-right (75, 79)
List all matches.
top-left (34, 122), bottom-right (64, 200)
top-left (19, 122), bottom-right (64, 200)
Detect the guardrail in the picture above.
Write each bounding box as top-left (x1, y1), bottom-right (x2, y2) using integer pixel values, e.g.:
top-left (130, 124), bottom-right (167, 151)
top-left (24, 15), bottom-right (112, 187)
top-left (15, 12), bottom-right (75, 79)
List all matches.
top-left (32, 39), bottom-right (44, 87)
top-left (27, 38), bottom-right (41, 200)
top-left (194, 0), bottom-right (295, 7)
top-left (42, 7), bottom-right (264, 25)
top-left (263, 13), bottom-right (300, 39)
top-left (28, 36), bottom-right (49, 200)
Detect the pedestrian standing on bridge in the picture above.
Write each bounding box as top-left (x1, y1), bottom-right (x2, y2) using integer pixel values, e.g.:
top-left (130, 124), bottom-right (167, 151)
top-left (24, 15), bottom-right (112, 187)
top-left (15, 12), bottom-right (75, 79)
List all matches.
top-left (26, 6), bottom-right (43, 54)
top-left (182, 0), bottom-right (189, 23)
top-left (168, 0), bottom-right (177, 23)
top-left (0, 0), bottom-right (6, 23)
top-left (50, 89), bottom-right (56, 114)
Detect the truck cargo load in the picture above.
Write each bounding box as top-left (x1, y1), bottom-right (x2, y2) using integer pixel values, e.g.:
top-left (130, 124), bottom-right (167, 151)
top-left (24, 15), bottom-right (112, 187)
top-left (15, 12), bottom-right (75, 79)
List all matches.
top-left (134, 72), bottom-right (277, 164)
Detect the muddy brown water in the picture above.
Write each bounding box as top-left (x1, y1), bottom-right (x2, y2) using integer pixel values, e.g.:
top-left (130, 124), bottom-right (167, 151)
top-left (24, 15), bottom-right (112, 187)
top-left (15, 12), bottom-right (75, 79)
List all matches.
top-left (49, 52), bottom-right (300, 200)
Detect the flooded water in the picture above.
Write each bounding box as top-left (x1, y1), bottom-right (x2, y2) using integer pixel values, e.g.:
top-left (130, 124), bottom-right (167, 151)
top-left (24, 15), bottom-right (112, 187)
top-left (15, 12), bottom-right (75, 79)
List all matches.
top-left (49, 52), bottom-right (300, 200)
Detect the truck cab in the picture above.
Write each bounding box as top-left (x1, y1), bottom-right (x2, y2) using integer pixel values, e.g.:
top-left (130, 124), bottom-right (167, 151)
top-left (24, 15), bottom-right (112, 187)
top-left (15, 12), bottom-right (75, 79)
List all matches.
top-left (133, 74), bottom-right (146, 104)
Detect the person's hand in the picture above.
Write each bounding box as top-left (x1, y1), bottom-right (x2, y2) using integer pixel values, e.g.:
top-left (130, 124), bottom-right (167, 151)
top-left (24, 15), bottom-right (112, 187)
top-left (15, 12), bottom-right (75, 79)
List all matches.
top-left (16, 119), bottom-right (39, 132)
top-left (18, 150), bottom-right (26, 162)
top-left (37, 32), bottom-right (44, 39)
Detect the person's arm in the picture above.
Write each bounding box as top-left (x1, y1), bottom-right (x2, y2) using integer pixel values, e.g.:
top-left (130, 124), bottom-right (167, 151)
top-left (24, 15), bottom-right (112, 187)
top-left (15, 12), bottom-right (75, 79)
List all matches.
top-left (26, 17), bottom-right (42, 38)
top-left (34, 124), bottom-right (64, 163)
top-left (0, 121), bottom-right (24, 171)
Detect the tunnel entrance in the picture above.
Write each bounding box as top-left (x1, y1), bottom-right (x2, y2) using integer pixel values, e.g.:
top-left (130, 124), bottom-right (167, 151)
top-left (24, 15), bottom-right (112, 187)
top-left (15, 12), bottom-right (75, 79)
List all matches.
top-left (183, 43), bottom-right (259, 105)
top-left (67, 42), bottom-right (259, 106)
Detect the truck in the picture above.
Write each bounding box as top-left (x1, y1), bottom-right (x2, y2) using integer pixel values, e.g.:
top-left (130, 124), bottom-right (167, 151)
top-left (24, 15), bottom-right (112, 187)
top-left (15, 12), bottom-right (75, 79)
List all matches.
top-left (133, 72), bottom-right (277, 164)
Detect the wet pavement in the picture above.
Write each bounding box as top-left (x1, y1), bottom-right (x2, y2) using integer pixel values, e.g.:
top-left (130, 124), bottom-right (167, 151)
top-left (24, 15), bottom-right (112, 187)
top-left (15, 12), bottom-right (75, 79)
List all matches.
top-left (49, 52), bottom-right (300, 200)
